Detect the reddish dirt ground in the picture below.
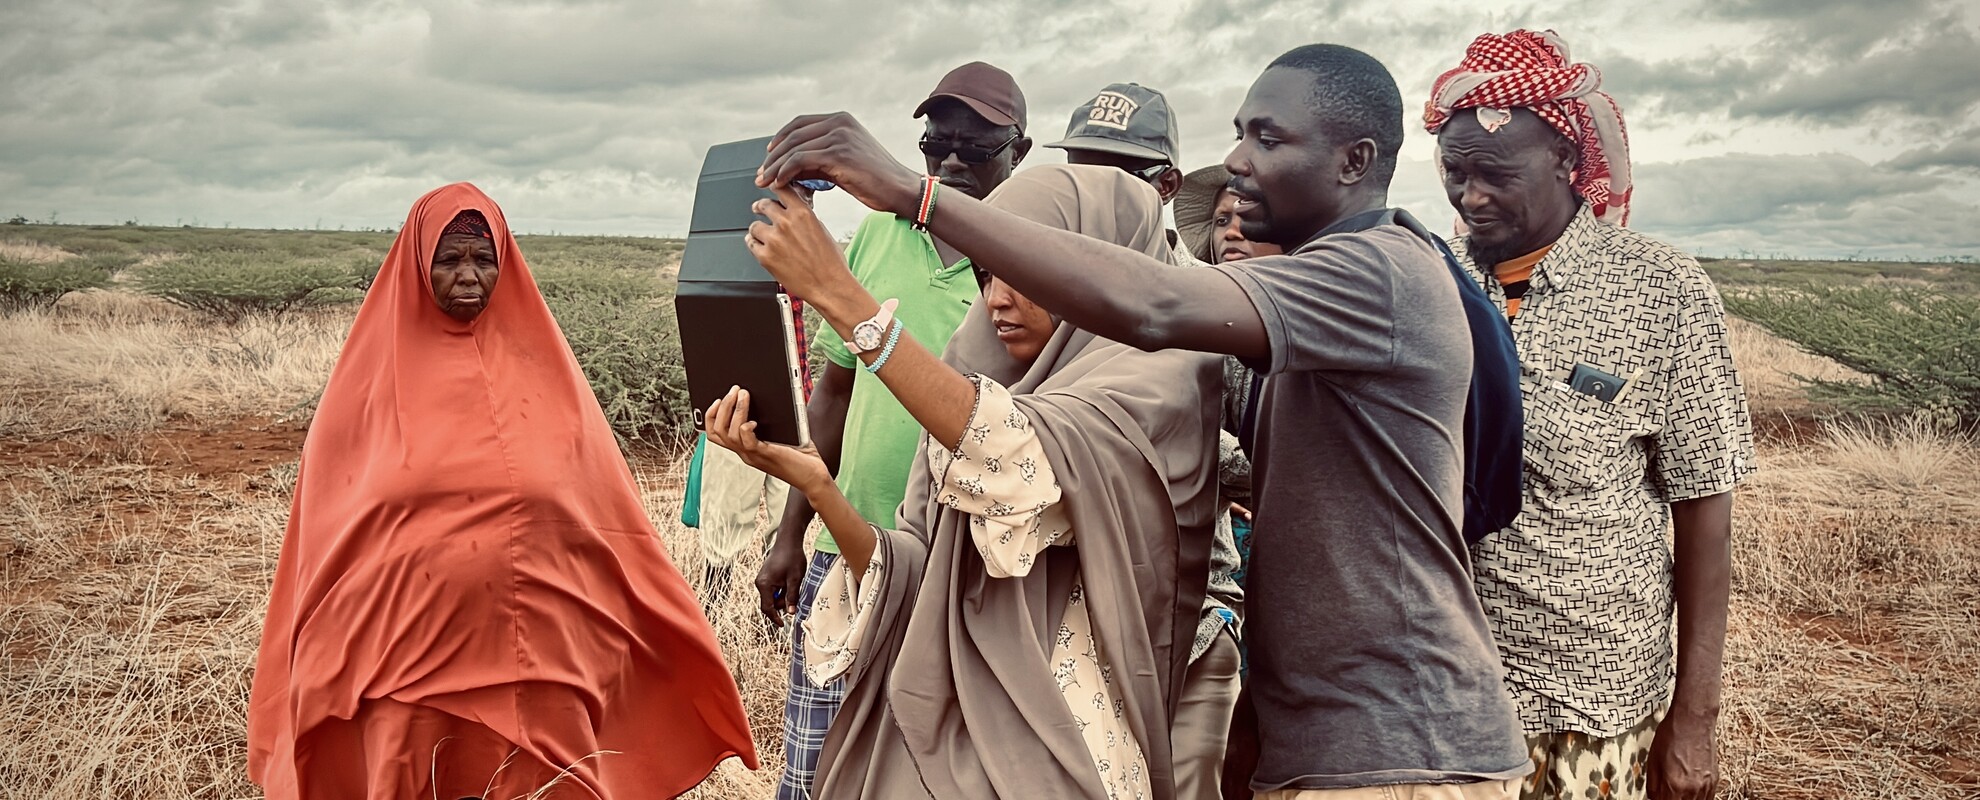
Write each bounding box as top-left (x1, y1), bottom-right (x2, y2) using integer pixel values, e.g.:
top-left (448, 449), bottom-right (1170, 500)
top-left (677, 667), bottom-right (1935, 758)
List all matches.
top-left (1, 418), bottom-right (308, 625)
top-left (0, 417), bottom-right (307, 481)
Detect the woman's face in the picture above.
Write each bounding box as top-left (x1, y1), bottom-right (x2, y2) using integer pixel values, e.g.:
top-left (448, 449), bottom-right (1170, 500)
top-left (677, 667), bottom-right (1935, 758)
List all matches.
top-left (1212, 188), bottom-right (1285, 264)
top-left (430, 232), bottom-right (499, 321)
top-left (984, 275), bottom-right (1055, 365)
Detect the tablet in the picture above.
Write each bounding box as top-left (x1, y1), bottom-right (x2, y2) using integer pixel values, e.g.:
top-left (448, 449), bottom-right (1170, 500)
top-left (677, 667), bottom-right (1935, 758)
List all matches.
top-left (674, 137), bottom-right (811, 447)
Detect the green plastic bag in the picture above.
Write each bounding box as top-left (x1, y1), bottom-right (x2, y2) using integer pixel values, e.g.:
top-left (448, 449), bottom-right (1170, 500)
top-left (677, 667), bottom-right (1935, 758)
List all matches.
top-left (680, 432), bottom-right (707, 528)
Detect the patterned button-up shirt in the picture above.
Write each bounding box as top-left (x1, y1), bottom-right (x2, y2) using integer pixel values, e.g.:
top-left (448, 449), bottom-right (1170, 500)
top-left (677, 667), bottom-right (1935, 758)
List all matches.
top-left (1453, 205), bottom-right (1755, 737)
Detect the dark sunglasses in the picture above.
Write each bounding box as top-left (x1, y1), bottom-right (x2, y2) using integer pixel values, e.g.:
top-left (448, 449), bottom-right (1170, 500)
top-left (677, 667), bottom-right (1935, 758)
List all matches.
top-left (919, 131), bottom-right (1022, 165)
top-left (1126, 163), bottom-right (1173, 184)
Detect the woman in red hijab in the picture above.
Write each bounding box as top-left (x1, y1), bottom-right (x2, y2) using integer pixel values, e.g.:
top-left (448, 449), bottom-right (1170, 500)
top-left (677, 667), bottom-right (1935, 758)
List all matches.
top-left (248, 182), bottom-right (756, 799)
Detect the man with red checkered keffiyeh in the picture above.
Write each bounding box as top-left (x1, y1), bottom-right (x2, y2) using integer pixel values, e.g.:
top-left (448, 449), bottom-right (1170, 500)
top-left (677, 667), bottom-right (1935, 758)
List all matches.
top-left (1425, 29), bottom-right (1632, 229)
top-left (1426, 29), bottom-right (1754, 800)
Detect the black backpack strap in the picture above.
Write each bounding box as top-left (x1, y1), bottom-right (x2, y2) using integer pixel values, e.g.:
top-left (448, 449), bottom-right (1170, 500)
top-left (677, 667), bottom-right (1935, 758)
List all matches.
top-left (1236, 368), bottom-right (1267, 460)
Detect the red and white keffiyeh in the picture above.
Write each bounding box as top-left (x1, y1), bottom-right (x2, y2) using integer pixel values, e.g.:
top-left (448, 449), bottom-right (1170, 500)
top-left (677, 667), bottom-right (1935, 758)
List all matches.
top-left (1424, 29), bottom-right (1633, 227)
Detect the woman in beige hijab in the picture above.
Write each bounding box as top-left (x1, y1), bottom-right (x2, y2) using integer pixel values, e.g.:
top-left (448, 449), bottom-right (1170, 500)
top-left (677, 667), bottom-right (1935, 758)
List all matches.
top-left (705, 164), bottom-right (1221, 800)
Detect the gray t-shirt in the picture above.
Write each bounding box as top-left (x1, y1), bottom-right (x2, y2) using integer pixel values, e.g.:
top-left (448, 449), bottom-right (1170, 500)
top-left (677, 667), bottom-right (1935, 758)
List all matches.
top-left (1211, 219), bottom-right (1529, 791)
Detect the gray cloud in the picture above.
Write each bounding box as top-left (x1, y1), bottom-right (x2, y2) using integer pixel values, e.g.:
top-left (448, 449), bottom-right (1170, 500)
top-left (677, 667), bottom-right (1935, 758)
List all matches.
top-left (1587, 0), bottom-right (1980, 127)
top-left (1887, 133), bottom-right (1980, 173)
top-left (1733, 24), bottom-right (1980, 121)
top-left (1716, 0), bottom-right (1937, 56)
top-left (427, 1), bottom-right (868, 94)
top-left (1597, 54), bottom-right (1759, 118)
top-left (1664, 191), bottom-right (1980, 260)
top-left (1626, 152), bottom-right (1980, 258)
top-left (1634, 152), bottom-right (1942, 229)
top-left (1, 0), bottom-right (1975, 258)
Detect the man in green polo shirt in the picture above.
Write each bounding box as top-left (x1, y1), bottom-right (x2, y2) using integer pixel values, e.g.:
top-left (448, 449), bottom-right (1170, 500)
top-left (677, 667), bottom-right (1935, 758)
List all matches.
top-left (756, 60), bottom-right (1031, 800)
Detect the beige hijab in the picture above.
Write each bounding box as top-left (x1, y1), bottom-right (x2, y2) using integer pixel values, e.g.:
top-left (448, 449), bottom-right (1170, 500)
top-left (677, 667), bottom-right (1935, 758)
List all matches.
top-left (813, 165), bottom-right (1222, 800)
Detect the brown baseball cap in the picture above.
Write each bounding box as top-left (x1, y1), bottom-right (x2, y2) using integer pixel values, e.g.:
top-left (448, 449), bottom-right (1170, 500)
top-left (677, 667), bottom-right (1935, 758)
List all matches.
top-left (913, 61), bottom-right (1027, 132)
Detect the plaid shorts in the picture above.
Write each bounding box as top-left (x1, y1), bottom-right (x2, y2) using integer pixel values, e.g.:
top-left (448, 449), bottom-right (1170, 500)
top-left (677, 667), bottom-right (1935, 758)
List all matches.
top-left (777, 550), bottom-right (846, 800)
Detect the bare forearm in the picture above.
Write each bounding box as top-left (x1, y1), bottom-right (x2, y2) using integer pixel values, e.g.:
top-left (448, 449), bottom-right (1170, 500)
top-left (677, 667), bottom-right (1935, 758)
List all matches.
top-left (861, 331), bottom-right (975, 450)
top-left (809, 367), bottom-right (853, 473)
top-left (923, 191), bottom-right (1269, 360)
top-left (925, 191), bottom-right (1174, 344)
top-left (772, 367), bottom-right (851, 554)
top-left (1670, 492), bottom-right (1733, 717)
top-left (807, 290), bottom-right (978, 451)
top-left (773, 486), bottom-right (818, 554)
top-left (753, 117), bottom-right (1264, 358)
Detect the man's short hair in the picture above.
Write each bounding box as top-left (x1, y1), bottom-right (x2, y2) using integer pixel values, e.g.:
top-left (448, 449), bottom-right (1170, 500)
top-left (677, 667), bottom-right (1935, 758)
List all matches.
top-left (1266, 44), bottom-right (1403, 185)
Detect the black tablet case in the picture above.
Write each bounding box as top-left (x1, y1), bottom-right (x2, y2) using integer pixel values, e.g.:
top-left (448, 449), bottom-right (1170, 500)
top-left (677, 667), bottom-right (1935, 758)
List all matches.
top-left (674, 137), bottom-right (811, 446)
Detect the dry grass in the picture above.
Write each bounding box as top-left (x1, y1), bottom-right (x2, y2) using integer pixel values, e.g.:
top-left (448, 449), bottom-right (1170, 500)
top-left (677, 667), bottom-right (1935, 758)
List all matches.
top-left (0, 239), bottom-right (79, 264)
top-left (2, 296), bottom-right (1976, 799)
top-left (0, 455), bottom-right (276, 797)
top-left (0, 291), bottom-right (347, 438)
top-left (1721, 436), bottom-right (1980, 797)
top-left (1821, 415), bottom-right (1977, 492)
top-left (1726, 317), bottom-right (1863, 419)
top-left (0, 429), bottom-right (787, 799)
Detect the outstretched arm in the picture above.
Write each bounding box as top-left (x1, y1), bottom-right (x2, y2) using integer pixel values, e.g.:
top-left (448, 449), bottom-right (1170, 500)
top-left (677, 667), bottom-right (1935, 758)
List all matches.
top-left (755, 113), bottom-right (1269, 361)
top-left (743, 185), bottom-right (979, 451)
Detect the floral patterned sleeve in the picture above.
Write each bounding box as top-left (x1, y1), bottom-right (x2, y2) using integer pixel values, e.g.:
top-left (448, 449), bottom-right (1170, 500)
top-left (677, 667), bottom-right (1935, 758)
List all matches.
top-left (925, 374), bottom-right (1073, 580)
top-left (801, 543), bottom-right (887, 688)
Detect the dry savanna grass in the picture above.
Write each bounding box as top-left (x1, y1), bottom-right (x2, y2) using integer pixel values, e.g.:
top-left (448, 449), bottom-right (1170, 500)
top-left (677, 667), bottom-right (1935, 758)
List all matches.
top-left (1724, 317), bottom-right (1864, 418)
top-left (0, 291), bottom-right (348, 439)
top-left (2, 280), bottom-right (1977, 799)
top-left (0, 239), bottom-right (79, 264)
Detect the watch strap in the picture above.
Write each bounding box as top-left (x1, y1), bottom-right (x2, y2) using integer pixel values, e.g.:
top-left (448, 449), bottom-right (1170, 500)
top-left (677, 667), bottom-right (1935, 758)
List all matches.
top-left (848, 298), bottom-right (900, 354)
top-left (873, 298), bottom-right (898, 332)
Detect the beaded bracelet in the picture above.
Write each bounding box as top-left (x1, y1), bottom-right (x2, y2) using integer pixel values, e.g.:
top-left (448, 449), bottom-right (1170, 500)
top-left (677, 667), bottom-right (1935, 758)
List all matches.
top-left (912, 176), bottom-right (940, 231)
top-left (864, 321), bottom-right (904, 374)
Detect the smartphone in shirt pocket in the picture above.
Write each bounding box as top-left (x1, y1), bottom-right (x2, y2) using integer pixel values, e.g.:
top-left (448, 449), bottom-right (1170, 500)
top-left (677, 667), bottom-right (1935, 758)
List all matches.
top-left (1525, 357), bottom-right (1651, 492)
top-left (1567, 362), bottom-right (1627, 403)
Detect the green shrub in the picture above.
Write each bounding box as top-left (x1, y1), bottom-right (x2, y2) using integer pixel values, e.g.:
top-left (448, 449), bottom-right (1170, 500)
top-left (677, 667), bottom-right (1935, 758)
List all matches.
top-left (1702, 258), bottom-right (1980, 296)
top-left (535, 266), bottom-right (690, 444)
top-left (0, 254), bottom-right (130, 311)
top-left (305, 287), bottom-right (369, 306)
top-left (133, 253), bottom-right (370, 323)
top-left (1726, 285), bottom-right (1980, 424)
top-left (521, 236), bottom-right (682, 271)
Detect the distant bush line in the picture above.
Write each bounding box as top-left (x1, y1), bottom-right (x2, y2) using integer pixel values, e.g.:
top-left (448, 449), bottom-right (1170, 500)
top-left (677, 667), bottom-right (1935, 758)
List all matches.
top-left (133, 255), bottom-right (377, 324)
top-left (1, 225), bottom-right (690, 444)
top-left (17, 224), bottom-right (1975, 439)
top-left (0, 254), bottom-right (134, 312)
top-left (534, 266), bottom-right (691, 445)
top-left (1726, 285), bottom-right (1980, 427)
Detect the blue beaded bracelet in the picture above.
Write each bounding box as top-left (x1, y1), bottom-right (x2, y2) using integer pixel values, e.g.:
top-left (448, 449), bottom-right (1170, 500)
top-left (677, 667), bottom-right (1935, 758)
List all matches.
top-left (864, 321), bottom-right (903, 374)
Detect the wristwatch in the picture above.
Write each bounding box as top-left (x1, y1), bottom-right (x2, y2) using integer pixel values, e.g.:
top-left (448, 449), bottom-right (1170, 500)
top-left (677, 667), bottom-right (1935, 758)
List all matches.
top-left (848, 299), bottom-right (899, 354)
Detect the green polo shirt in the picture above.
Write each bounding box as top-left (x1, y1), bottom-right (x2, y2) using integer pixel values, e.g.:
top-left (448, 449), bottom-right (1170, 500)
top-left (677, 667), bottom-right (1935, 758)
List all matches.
top-left (810, 212), bottom-right (979, 553)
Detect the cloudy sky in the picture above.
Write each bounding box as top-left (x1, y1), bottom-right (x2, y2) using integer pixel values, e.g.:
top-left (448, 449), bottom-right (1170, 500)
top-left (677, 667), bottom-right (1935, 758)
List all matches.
top-left (4, 0), bottom-right (1976, 259)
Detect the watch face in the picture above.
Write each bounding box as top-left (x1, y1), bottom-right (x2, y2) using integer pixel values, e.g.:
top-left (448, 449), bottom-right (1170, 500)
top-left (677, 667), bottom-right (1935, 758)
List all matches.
top-left (852, 322), bottom-right (882, 352)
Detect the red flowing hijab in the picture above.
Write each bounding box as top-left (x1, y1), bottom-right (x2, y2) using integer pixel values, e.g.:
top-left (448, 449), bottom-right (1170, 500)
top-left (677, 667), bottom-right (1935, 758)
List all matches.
top-left (247, 182), bottom-right (755, 799)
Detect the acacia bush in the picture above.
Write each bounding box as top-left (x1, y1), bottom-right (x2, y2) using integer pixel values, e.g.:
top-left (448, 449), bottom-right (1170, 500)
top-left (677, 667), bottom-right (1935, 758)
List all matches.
top-left (0, 254), bottom-right (132, 311)
top-left (1726, 285), bottom-right (1980, 425)
top-left (535, 266), bottom-right (690, 445)
top-left (133, 254), bottom-right (372, 323)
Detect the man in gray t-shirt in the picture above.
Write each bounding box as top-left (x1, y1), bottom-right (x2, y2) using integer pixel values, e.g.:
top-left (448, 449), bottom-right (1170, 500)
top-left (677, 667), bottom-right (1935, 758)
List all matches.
top-left (1215, 212), bottom-right (1524, 791)
top-left (752, 43), bottom-right (1529, 799)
